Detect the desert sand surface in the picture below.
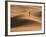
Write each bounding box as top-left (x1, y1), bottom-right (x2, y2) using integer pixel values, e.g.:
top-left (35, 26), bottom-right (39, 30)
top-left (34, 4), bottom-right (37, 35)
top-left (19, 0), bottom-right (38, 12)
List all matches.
top-left (11, 21), bottom-right (41, 32)
top-left (10, 5), bottom-right (42, 32)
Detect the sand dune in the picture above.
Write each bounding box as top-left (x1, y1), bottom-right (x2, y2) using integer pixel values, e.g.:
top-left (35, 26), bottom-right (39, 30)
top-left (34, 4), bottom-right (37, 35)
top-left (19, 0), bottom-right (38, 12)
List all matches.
top-left (10, 5), bottom-right (42, 32)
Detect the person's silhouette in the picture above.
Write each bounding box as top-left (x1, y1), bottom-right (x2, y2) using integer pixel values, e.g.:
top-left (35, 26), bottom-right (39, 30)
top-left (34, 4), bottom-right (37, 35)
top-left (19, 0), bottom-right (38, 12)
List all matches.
top-left (29, 12), bottom-right (30, 16)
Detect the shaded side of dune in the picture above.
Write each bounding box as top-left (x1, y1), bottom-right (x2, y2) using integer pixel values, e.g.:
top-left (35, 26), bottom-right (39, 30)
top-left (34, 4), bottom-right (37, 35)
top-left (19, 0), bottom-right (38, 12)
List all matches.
top-left (11, 16), bottom-right (33, 28)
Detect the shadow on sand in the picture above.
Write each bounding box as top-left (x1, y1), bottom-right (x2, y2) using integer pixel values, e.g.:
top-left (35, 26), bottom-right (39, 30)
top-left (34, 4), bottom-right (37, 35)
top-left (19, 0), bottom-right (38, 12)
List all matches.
top-left (11, 15), bottom-right (32, 28)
